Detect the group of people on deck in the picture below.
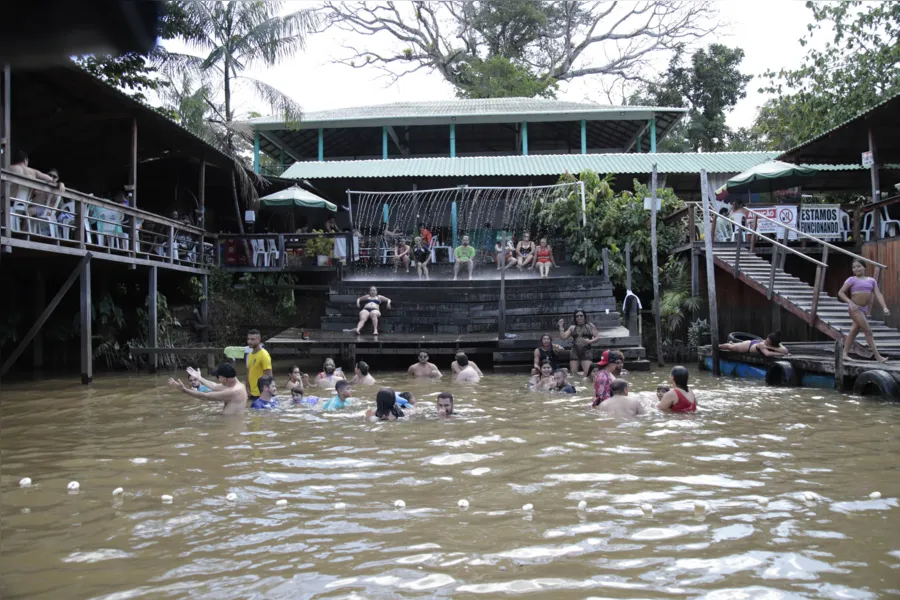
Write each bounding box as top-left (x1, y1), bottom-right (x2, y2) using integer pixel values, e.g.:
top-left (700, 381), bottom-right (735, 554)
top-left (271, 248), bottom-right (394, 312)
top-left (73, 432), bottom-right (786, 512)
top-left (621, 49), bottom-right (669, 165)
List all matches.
top-left (389, 224), bottom-right (558, 281)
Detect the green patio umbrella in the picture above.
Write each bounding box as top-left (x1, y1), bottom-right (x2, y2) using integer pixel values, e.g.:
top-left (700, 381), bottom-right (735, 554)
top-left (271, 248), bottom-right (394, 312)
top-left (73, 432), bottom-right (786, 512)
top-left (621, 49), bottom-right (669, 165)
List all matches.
top-left (725, 160), bottom-right (818, 194)
top-left (259, 185), bottom-right (337, 211)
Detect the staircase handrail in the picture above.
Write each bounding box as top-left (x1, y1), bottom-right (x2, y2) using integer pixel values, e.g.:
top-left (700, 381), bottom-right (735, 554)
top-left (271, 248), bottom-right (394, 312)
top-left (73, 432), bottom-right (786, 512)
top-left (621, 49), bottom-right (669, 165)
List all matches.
top-left (716, 213), bottom-right (826, 267)
top-left (745, 207), bottom-right (885, 270)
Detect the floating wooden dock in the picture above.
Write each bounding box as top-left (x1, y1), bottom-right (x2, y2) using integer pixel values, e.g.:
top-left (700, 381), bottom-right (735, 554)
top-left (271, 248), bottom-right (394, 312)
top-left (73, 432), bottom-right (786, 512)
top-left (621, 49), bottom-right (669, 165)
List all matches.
top-left (699, 343), bottom-right (900, 399)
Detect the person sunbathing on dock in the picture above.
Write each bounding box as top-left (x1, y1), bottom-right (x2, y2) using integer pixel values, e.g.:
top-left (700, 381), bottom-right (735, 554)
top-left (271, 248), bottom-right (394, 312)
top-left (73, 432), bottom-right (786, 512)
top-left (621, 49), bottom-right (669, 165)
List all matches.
top-left (408, 351), bottom-right (442, 378)
top-left (719, 331), bottom-right (790, 358)
top-left (171, 364), bottom-right (247, 416)
top-left (353, 286), bottom-right (392, 336)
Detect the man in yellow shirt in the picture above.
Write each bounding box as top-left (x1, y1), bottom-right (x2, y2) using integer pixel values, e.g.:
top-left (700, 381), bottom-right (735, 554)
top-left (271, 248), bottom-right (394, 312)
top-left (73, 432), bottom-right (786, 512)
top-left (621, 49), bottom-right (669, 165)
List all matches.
top-left (246, 329), bottom-right (272, 401)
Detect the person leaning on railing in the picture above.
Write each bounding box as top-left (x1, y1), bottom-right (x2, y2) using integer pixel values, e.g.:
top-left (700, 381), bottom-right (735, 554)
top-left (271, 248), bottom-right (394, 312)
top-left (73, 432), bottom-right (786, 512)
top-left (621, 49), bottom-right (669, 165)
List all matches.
top-left (8, 151), bottom-right (63, 208)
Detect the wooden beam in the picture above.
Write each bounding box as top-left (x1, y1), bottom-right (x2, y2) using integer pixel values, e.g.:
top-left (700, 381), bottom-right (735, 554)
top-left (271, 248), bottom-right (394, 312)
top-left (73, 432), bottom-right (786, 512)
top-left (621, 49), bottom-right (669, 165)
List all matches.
top-left (149, 265), bottom-right (158, 373)
top-left (868, 125), bottom-right (880, 203)
top-left (1, 65), bottom-right (9, 169)
top-left (258, 131), bottom-right (304, 163)
top-left (199, 159), bottom-right (206, 230)
top-left (33, 270), bottom-right (45, 369)
top-left (833, 338), bottom-right (844, 391)
top-left (80, 256), bottom-right (92, 384)
top-left (385, 126), bottom-right (409, 156)
top-left (624, 121), bottom-right (651, 153)
top-left (700, 170), bottom-right (720, 376)
top-left (499, 230), bottom-right (507, 338)
top-left (0, 255), bottom-right (91, 377)
top-left (129, 117), bottom-right (138, 209)
top-left (200, 273), bottom-right (209, 344)
top-left (650, 164), bottom-right (664, 367)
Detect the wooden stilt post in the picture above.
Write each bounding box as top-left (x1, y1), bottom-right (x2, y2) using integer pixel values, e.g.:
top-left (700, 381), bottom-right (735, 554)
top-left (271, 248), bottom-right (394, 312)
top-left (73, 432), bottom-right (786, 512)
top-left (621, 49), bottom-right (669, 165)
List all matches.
top-left (200, 273), bottom-right (209, 343)
top-left (80, 257), bottom-right (92, 384)
top-left (498, 230), bottom-right (507, 339)
top-left (700, 170), bottom-right (720, 376)
top-left (199, 158), bottom-right (206, 230)
top-left (834, 338), bottom-right (844, 392)
top-left (149, 265), bottom-right (158, 374)
top-left (650, 164), bottom-right (664, 367)
top-left (0, 255), bottom-right (91, 378)
top-left (33, 270), bottom-right (45, 369)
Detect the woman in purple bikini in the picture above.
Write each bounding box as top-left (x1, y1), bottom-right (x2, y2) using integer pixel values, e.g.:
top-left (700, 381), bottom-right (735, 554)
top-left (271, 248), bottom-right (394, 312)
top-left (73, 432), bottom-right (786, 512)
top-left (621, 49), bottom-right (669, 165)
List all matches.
top-left (838, 259), bottom-right (891, 362)
top-left (719, 331), bottom-right (790, 357)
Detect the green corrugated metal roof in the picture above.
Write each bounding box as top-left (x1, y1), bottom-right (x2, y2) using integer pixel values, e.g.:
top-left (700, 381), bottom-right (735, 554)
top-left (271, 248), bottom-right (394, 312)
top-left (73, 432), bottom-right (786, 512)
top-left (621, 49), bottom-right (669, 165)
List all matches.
top-left (248, 97), bottom-right (686, 129)
top-left (281, 152), bottom-right (782, 179)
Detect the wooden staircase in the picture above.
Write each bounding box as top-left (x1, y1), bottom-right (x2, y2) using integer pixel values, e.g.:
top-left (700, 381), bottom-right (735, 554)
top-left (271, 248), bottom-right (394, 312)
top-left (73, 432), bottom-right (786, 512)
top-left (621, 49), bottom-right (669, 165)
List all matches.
top-left (712, 248), bottom-right (900, 356)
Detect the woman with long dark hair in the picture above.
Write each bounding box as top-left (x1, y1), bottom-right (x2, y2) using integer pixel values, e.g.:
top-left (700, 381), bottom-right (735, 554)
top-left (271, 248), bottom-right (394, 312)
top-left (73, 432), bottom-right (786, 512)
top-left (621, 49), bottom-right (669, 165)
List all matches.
top-left (838, 259), bottom-right (891, 363)
top-left (657, 366), bottom-right (697, 412)
top-left (558, 309), bottom-right (601, 376)
top-left (532, 334), bottom-right (562, 375)
top-left (366, 388), bottom-right (405, 421)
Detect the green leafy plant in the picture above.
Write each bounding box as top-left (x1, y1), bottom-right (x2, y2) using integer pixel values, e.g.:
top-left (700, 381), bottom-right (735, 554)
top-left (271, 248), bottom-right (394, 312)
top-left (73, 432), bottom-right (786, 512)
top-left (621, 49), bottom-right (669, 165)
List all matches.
top-left (304, 230), bottom-right (334, 257)
top-left (537, 170), bottom-right (685, 291)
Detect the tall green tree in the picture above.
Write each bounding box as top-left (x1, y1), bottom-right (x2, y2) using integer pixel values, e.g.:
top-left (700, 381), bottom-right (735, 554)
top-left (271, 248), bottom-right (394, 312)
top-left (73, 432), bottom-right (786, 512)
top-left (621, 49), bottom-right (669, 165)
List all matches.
top-left (156, 1), bottom-right (317, 229)
top-left (74, 3), bottom-right (201, 103)
top-left (631, 44), bottom-right (752, 152)
top-left (756, 1), bottom-right (900, 150)
top-left (325, 0), bottom-right (716, 99)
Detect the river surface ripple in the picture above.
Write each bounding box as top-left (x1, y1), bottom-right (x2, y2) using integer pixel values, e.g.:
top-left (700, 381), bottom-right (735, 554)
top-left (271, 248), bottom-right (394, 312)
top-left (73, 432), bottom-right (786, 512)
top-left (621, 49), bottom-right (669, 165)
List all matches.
top-left (2, 368), bottom-right (899, 599)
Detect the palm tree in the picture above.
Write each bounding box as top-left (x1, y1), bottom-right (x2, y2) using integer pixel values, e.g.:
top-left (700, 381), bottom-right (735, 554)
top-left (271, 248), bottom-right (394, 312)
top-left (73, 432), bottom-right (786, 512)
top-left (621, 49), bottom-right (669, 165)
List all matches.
top-left (158, 1), bottom-right (317, 233)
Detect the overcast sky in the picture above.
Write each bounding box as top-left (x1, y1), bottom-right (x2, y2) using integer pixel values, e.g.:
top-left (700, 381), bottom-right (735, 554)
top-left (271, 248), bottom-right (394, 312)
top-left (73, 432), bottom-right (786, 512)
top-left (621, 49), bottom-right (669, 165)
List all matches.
top-left (163, 0), bottom-right (825, 130)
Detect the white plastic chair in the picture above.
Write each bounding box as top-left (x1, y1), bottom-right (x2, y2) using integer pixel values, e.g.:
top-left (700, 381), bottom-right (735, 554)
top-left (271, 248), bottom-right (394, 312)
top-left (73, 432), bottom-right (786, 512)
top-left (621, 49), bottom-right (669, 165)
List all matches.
top-left (10, 194), bottom-right (28, 233)
top-left (838, 210), bottom-right (851, 242)
top-left (265, 238), bottom-right (280, 266)
top-left (861, 207), bottom-right (900, 241)
top-left (431, 236), bottom-right (454, 263)
top-left (250, 238), bottom-right (268, 266)
top-left (28, 194), bottom-right (62, 238)
top-left (93, 207), bottom-right (124, 249)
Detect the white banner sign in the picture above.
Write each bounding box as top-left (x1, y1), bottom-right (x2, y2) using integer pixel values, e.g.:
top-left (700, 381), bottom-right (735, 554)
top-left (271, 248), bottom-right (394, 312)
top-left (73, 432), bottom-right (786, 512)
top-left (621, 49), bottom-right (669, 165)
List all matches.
top-left (748, 206), bottom-right (798, 240)
top-left (799, 204), bottom-right (843, 240)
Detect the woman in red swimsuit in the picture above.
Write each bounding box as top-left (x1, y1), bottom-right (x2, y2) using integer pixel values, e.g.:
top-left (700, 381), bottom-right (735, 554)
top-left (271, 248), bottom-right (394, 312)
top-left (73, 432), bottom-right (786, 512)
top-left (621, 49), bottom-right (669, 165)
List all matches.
top-left (657, 366), bottom-right (696, 413)
top-left (534, 238), bottom-right (556, 278)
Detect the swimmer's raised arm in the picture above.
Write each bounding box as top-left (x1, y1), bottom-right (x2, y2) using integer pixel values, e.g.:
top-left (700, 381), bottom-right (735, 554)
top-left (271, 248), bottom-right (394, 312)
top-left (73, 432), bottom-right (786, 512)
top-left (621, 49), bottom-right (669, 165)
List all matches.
top-left (185, 367), bottom-right (224, 391)
top-left (169, 378), bottom-right (227, 401)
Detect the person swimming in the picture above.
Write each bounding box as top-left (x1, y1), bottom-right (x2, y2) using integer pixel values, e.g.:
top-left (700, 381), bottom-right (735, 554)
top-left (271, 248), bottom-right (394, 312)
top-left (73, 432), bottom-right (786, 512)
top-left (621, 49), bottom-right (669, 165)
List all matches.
top-left (322, 380), bottom-right (354, 411)
top-left (657, 366), bottom-right (697, 413)
top-left (350, 361), bottom-right (376, 385)
top-left (454, 354), bottom-right (481, 383)
top-left (251, 375), bottom-right (279, 410)
top-left (597, 379), bottom-right (646, 418)
top-left (315, 358), bottom-right (346, 387)
top-left (436, 391), bottom-right (454, 418)
top-left (291, 386), bottom-right (319, 406)
top-left (552, 369), bottom-right (576, 393)
top-left (366, 388), bottom-right (404, 421)
top-left (529, 360), bottom-right (556, 391)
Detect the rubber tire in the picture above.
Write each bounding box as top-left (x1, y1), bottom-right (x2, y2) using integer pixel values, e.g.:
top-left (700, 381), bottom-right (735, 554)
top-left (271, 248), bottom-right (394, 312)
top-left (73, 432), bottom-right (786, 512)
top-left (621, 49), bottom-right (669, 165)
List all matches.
top-left (727, 331), bottom-right (762, 344)
top-left (766, 360), bottom-right (798, 387)
top-left (852, 370), bottom-right (900, 400)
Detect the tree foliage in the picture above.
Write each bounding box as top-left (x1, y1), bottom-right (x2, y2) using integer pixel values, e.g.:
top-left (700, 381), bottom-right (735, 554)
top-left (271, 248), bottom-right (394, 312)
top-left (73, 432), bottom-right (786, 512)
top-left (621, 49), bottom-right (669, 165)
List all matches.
top-left (325, 0), bottom-right (716, 98)
top-left (756, 1), bottom-right (900, 150)
top-left (631, 44), bottom-right (752, 152)
top-left (536, 170), bottom-right (685, 293)
top-left (74, 3), bottom-right (201, 103)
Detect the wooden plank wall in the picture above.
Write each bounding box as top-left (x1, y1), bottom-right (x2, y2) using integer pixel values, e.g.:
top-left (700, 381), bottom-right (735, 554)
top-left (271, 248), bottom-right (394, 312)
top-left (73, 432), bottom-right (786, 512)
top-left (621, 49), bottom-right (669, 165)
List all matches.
top-left (862, 238), bottom-right (900, 329)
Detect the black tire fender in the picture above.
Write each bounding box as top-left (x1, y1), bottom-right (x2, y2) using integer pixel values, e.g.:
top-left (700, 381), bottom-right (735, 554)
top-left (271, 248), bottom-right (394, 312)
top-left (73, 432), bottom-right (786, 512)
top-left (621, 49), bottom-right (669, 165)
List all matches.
top-left (727, 331), bottom-right (762, 343)
top-left (766, 360), bottom-right (798, 386)
top-left (852, 370), bottom-right (900, 400)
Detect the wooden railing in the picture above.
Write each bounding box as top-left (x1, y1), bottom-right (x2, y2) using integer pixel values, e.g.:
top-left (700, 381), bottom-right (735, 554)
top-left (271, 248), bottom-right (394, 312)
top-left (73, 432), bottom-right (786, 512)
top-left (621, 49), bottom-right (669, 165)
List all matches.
top-left (2, 169), bottom-right (211, 270)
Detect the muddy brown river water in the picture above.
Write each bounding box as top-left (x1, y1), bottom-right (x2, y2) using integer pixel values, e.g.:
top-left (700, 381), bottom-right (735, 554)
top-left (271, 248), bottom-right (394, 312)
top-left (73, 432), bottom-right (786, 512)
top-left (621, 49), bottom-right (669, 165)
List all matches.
top-left (1, 366), bottom-right (899, 599)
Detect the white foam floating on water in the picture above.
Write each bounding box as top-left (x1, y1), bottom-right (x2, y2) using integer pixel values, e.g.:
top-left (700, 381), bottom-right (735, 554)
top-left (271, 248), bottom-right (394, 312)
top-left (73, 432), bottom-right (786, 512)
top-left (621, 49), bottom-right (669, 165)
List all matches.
top-left (803, 491), bottom-right (818, 503)
top-left (758, 496), bottom-right (769, 506)
top-left (522, 504), bottom-right (533, 512)
top-left (276, 499), bottom-right (288, 507)
top-left (641, 503), bottom-right (654, 516)
top-left (19, 477), bottom-right (32, 488)
top-left (692, 500), bottom-right (709, 515)
top-left (394, 500), bottom-right (406, 509)
top-left (869, 491), bottom-right (882, 500)
top-left (67, 481), bottom-right (80, 493)
top-left (112, 487), bottom-right (124, 496)
top-left (577, 500), bottom-right (588, 511)
top-left (226, 493), bottom-right (237, 502)
top-left (334, 502), bottom-right (347, 510)
top-left (131, 458), bottom-right (148, 465)
top-left (458, 499), bottom-right (470, 509)
top-left (161, 495), bottom-right (173, 504)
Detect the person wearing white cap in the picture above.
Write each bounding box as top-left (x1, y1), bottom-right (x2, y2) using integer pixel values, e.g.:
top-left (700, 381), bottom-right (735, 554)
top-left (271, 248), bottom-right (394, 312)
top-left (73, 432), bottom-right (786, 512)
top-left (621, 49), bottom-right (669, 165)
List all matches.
top-left (169, 364), bottom-right (247, 416)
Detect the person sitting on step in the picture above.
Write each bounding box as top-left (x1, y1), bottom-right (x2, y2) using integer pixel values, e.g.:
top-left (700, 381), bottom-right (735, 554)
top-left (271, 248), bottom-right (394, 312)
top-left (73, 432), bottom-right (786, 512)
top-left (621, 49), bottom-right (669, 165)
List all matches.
top-left (353, 286), bottom-right (392, 336)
